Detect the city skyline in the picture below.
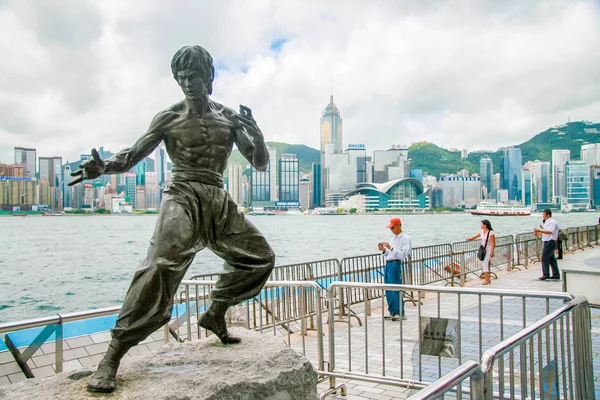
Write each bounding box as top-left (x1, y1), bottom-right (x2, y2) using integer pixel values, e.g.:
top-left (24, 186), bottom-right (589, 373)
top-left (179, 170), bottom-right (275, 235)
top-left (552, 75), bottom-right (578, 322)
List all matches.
top-left (1, 1), bottom-right (600, 165)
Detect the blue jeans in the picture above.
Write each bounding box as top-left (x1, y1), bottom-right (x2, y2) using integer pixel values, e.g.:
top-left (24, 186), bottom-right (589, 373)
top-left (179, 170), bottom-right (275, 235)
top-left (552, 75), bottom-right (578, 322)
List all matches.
top-left (384, 260), bottom-right (404, 316)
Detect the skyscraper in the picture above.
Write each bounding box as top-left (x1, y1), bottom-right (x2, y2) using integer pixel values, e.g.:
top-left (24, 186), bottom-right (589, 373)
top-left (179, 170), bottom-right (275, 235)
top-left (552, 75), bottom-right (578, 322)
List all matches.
top-left (581, 143), bottom-right (600, 166)
top-left (250, 147), bottom-right (277, 205)
top-left (227, 162), bottom-right (244, 205)
top-left (311, 163), bottom-right (321, 209)
top-left (531, 161), bottom-right (551, 204)
top-left (14, 147), bottom-right (36, 179)
top-left (372, 146), bottom-right (410, 183)
top-left (501, 147), bottom-right (522, 201)
top-left (125, 172), bottom-right (137, 208)
top-left (552, 149), bottom-right (571, 204)
top-left (154, 144), bottom-right (168, 187)
top-left (39, 156), bottom-right (63, 209)
top-left (565, 161), bottom-right (591, 210)
top-left (479, 156), bottom-right (493, 198)
top-left (320, 95), bottom-right (343, 206)
top-left (278, 154), bottom-right (299, 204)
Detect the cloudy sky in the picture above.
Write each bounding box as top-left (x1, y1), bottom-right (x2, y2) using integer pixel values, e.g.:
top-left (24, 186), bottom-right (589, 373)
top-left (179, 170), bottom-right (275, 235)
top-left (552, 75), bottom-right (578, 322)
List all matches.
top-left (0, 0), bottom-right (599, 164)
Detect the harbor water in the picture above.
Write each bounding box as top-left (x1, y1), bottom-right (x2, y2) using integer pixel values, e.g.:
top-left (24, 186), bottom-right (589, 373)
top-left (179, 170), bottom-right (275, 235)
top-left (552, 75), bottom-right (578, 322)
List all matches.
top-left (0, 212), bottom-right (596, 323)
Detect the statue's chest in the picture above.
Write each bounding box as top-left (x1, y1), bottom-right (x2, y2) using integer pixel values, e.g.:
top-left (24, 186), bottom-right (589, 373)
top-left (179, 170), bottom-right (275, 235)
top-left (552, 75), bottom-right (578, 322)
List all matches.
top-left (170, 117), bottom-right (233, 148)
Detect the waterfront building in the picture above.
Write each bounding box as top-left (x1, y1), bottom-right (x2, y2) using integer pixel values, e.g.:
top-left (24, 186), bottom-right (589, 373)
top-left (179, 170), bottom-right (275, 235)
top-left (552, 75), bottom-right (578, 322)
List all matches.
top-left (250, 147), bottom-right (277, 207)
top-left (83, 183), bottom-right (95, 210)
top-left (365, 160), bottom-right (374, 183)
top-left (227, 162), bottom-right (244, 206)
top-left (431, 188), bottom-right (443, 209)
top-left (0, 175), bottom-right (37, 211)
top-left (39, 156), bottom-right (63, 209)
top-left (135, 185), bottom-right (146, 210)
top-left (125, 172), bottom-right (136, 208)
top-left (501, 147), bottom-right (522, 202)
top-left (479, 156), bottom-right (493, 198)
top-left (581, 143), bottom-right (600, 166)
top-left (0, 163), bottom-right (25, 177)
top-left (14, 147), bottom-right (36, 179)
top-left (144, 172), bottom-right (160, 209)
top-left (565, 160), bottom-right (591, 210)
top-left (320, 95), bottom-right (343, 206)
top-left (347, 144), bottom-right (367, 184)
top-left (62, 164), bottom-right (72, 209)
top-left (531, 161), bottom-right (551, 204)
top-left (135, 160), bottom-right (147, 186)
top-left (278, 154), bottom-right (299, 205)
top-left (521, 168), bottom-right (532, 207)
top-left (326, 151), bottom-right (358, 203)
top-left (591, 166), bottom-right (600, 208)
top-left (372, 146), bottom-right (410, 184)
top-left (299, 177), bottom-right (310, 210)
top-left (552, 149), bottom-right (571, 204)
top-left (344, 178), bottom-right (429, 211)
top-left (311, 163), bottom-right (321, 209)
top-left (154, 144), bottom-right (168, 187)
top-left (439, 176), bottom-right (482, 208)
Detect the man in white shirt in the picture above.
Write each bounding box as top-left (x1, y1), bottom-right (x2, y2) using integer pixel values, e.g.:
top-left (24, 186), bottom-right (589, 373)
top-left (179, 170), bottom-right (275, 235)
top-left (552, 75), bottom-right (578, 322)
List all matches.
top-left (378, 217), bottom-right (412, 321)
top-left (534, 209), bottom-right (560, 281)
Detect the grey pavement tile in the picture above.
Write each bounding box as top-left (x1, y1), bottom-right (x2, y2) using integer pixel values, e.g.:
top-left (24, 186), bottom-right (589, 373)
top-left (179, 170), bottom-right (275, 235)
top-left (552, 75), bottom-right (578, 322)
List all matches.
top-left (65, 335), bottom-right (95, 349)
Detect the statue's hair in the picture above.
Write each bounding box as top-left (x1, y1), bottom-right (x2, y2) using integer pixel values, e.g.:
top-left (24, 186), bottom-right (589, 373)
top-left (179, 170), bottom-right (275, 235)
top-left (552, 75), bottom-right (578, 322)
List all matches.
top-left (171, 45), bottom-right (215, 95)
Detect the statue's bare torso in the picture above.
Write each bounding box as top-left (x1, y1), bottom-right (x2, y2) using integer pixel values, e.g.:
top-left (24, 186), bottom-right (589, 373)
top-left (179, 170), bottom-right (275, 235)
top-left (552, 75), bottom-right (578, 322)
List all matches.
top-left (164, 100), bottom-right (239, 175)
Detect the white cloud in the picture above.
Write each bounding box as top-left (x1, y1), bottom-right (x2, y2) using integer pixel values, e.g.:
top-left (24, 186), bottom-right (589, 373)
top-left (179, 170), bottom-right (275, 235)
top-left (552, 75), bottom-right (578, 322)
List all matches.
top-left (0, 0), bottom-right (599, 165)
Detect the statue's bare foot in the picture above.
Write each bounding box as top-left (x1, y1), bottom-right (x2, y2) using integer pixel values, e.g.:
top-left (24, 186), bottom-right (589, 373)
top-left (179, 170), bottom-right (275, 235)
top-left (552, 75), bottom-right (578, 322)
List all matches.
top-left (198, 304), bottom-right (241, 344)
top-left (87, 359), bottom-right (119, 393)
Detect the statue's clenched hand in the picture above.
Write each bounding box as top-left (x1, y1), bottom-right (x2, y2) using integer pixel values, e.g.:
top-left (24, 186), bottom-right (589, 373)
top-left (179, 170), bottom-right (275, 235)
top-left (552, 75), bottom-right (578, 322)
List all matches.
top-left (69, 148), bottom-right (105, 186)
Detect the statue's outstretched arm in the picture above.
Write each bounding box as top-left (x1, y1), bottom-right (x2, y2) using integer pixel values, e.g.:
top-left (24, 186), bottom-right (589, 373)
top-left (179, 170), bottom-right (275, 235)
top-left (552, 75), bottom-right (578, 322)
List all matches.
top-left (103, 111), bottom-right (176, 175)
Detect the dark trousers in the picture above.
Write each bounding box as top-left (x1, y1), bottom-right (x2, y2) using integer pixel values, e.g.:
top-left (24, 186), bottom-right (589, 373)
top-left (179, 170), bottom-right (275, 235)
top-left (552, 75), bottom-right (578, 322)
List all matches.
top-left (384, 260), bottom-right (405, 316)
top-left (111, 180), bottom-right (275, 347)
top-left (541, 240), bottom-right (560, 279)
top-left (557, 239), bottom-right (563, 259)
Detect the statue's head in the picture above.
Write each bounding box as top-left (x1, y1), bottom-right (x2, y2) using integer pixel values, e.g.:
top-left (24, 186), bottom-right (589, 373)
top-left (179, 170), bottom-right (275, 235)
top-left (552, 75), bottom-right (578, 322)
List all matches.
top-left (171, 45), bottom-right (215, 100)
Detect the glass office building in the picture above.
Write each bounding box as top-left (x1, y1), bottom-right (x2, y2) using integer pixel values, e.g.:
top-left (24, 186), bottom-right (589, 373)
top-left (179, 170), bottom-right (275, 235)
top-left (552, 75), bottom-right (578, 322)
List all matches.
top-left (279, 154), bottom-right (299, 203)
top-left (566, 161), bottom-right (591, 210)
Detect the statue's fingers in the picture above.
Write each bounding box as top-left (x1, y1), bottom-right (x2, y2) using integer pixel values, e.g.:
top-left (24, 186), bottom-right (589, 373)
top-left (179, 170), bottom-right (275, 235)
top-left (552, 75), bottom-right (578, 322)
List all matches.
top-left (71, 170), bottom-right (83, 177)
top-left (91, 148), bottom-right (103, 165)
top-left (68, 176), bottom-right (84, 186)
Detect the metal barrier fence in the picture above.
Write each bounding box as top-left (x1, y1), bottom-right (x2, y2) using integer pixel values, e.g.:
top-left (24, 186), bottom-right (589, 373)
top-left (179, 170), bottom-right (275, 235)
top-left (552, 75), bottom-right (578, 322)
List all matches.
top-left (514, 232), bottom-right (540, 268)
top-left (321, 282), bottom-right (574, 398)
top-left (402, 296), bottom-right (595, 400)
top-left (173, 280), bottom-right (325, 374)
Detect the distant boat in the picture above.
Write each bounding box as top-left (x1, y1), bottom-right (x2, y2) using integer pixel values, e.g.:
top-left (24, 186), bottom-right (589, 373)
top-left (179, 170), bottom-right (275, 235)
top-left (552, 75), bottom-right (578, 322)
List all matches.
top-left (314, 207), bottom-right (344, 215)
top-left (471, 202), bottom-right (531, 217)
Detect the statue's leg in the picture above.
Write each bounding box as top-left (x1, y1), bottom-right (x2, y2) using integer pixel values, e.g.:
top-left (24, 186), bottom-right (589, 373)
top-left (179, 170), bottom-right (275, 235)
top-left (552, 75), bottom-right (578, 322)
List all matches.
top-left (199, 193), bottom-right (275, 343)
top-left (88, 195), bottom-right (201, 393)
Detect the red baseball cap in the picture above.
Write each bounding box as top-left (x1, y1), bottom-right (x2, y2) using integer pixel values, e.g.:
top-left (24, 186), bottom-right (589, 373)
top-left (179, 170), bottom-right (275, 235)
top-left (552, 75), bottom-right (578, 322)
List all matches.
top-left (387, 217), bottom-right (401, 228)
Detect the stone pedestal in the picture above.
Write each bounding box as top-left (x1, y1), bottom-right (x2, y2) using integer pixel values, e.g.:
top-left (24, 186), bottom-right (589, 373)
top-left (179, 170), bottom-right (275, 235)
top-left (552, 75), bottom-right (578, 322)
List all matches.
top-left (0, 328), bottom-right (318, 400)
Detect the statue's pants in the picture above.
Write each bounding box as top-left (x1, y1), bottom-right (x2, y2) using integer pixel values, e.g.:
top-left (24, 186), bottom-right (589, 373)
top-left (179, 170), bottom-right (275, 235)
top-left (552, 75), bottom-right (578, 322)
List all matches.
top-left (110, 180), bottom-right (275, 347)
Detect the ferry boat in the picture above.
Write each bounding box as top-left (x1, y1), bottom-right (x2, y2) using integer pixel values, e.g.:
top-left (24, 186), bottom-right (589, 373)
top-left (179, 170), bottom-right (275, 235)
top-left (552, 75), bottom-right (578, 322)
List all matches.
top-left (471, 202), bottom-right (531, 216)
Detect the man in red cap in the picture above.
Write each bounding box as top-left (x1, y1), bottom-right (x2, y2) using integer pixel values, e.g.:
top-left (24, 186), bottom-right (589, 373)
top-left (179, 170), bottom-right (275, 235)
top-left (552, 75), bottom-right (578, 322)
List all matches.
top-left (378, 217), bottom-right (412, 321)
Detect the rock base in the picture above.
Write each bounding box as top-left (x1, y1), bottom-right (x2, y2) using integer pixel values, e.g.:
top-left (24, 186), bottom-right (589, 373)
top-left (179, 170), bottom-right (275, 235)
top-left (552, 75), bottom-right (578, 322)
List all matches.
top-left (0, 328), bottom-right (317, 400)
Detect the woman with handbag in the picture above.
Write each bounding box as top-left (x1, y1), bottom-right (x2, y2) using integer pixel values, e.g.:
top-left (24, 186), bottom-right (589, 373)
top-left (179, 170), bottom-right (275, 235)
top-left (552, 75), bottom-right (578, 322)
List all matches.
top-left (466, 219), bottom-right (496, 285)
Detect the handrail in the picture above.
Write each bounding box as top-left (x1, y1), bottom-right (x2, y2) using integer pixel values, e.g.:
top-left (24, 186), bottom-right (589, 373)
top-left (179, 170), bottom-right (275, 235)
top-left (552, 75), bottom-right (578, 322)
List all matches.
top-left (480, 296), bottom-right (586, 371)
top-left (327, 281), bottom-right (574, 301)
top-left (0, 305), bottom-right (122, 334)
top-left (406, 360), bottom-right (483, 400)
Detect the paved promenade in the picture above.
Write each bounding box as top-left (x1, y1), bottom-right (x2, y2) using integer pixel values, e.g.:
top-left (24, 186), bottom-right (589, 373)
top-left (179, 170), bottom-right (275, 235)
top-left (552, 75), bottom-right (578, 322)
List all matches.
top-left (312, 247), bottom-right (600, 400)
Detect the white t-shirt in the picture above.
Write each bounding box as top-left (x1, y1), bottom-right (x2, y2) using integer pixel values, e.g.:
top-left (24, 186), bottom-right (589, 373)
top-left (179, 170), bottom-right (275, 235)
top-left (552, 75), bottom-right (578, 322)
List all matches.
top-left (480, 229), bottom-right (495, 250)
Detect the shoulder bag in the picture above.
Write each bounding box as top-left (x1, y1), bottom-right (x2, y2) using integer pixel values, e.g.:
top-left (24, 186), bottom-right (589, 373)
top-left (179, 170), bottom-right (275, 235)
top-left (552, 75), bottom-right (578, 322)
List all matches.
top-left (477, 231), bottom-right (490, 261)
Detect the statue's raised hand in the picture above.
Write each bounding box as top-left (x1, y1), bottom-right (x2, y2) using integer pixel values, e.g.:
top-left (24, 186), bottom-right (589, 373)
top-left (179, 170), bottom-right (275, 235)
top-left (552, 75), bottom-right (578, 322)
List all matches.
top-left (235, 105), bottom-right (264, 140)
top-left (69, 148), bottom-right (105, 186)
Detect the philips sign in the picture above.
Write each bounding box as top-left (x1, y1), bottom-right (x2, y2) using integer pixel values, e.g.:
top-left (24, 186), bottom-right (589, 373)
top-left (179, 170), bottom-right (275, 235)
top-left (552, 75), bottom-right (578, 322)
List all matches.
top-left (347, 144), bottom-right (366, 150)
top-left (0, 176), bottom-right (33, 181)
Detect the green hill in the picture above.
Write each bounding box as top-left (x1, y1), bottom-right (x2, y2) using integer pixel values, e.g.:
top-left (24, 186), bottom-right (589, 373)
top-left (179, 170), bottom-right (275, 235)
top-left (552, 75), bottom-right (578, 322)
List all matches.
top-left (408, 142), bottom-right (477, 177)
top-left (225, 142), bottom-right (320, 179)
top-left (465, 121), bottom-right (600, 174)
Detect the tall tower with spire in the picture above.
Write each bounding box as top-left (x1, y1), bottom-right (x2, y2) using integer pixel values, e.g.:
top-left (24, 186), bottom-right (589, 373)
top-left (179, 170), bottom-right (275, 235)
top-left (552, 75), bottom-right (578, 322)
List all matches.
top-left (319, 95), bottom-right (343, 206)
